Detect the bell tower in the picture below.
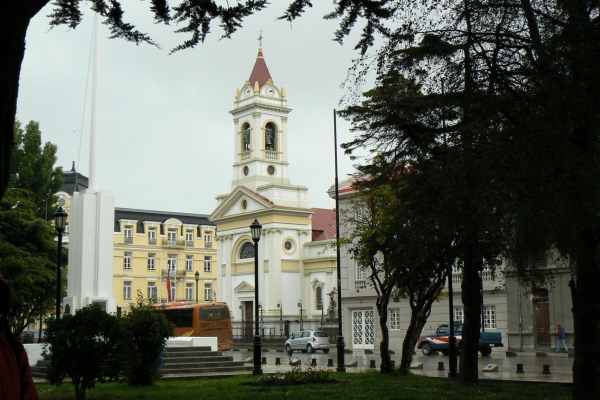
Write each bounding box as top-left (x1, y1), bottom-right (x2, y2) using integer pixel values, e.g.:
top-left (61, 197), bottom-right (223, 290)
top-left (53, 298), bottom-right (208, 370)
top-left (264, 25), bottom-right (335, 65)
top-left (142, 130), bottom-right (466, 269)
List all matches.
top-left (230, 47), bottom-right (293, 192)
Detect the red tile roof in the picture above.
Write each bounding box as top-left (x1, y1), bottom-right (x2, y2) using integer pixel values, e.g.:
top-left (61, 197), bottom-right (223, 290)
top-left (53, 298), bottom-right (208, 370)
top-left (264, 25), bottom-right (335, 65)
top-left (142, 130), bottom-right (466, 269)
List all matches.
top-left (248, 47), bottom-right (273, 88)
top-left (312, 208), bottom-right (336, 241)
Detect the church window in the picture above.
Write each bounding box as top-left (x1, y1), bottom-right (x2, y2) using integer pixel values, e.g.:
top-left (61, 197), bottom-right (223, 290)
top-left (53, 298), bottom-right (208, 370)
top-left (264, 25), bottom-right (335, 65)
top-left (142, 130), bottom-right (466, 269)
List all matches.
top-left (242, 199), bottom-right (248, 210)
top-left (243, 166), bottom-right (249, 176)
top-left (240, 242), bottom-right (255, 259)
top-left (242, 123), bottom-right (251, 151)
top-left (284, 240), bottom-right (293, 251)
top-left (316, 286), bottom-right (323, 310)
top-left (267, 165), bottom-right (275, 175)
top-left (265, 122), bottom-right (277, 151)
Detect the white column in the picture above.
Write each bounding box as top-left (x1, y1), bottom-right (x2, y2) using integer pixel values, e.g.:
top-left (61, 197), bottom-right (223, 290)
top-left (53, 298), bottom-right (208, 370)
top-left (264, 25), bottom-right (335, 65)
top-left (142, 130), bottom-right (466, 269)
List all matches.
top-left (89, 12), bottom-right (100, 192)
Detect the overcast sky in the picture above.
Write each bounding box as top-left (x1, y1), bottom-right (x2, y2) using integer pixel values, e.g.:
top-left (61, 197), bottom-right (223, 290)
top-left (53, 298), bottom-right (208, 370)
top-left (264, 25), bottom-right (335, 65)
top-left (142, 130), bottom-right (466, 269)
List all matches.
top-left (16, 2), bottom-right (371, 215)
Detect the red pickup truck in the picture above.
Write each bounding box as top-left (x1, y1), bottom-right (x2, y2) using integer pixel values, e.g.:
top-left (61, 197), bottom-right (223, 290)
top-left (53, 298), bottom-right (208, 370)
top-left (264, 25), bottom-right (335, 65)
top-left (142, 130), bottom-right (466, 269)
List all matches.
top-left (417, 323), bottom-right (503, 356)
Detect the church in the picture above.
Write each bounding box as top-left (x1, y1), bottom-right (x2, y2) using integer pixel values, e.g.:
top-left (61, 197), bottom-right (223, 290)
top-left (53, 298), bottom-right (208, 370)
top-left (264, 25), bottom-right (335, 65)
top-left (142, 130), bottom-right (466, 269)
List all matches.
top-left (209, 46), bottom-right (338, 328)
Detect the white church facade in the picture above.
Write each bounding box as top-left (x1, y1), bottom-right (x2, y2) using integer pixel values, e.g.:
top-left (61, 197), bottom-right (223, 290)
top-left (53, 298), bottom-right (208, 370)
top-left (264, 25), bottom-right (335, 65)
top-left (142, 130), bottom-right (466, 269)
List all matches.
top-left (210, 47), bottom-right (338, 328)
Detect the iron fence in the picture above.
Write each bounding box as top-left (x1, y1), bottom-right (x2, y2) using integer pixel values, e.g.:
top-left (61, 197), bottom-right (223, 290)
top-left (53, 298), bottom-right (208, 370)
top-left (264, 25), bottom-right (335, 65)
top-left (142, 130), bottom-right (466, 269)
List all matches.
top-left (232, 317), bottom-right (339, 344)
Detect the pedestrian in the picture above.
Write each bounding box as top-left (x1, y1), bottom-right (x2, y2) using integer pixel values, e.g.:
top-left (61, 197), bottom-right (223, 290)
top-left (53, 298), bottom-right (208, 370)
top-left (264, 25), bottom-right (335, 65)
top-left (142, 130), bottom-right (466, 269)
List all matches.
top-left (0, 276), bottom-right (39, 399)
top-left (556, 323), bottom-right (568, 353)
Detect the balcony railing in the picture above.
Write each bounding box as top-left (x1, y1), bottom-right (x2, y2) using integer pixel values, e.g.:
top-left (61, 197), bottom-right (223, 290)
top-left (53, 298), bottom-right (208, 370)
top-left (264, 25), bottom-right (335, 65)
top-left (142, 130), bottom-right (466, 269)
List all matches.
top-left (205, 242), bottom-right (213, 249)
top-left (241, 151), bottom-right (251, 160)
top-left (161, 268), bottom-right (188, 277)
top-left (148, 238), bottom-right (157, 245)
top-left (355, 280), bottom-right (367, 290)
top-left (162, 239), bottom-right (185, 247)
top-left (265, 150), bottom-right (279, 160)
top-left (185, 240), bottom-right (194, 247)
top-left (124, 237), bottom-right (133, 244)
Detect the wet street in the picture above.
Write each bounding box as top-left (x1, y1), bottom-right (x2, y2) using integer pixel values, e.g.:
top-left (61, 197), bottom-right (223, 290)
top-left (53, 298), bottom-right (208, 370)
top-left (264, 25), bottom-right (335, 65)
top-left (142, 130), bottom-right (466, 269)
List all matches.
top-left (231, 347), bottom-right (573, 383)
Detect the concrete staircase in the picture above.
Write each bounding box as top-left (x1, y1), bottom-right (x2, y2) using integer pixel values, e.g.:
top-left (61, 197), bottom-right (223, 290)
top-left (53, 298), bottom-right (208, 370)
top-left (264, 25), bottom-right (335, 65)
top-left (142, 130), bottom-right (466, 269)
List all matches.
top-left (29, 346), bottom-right (252, 380)
top-left (161, 346), bottom-right (252, 378)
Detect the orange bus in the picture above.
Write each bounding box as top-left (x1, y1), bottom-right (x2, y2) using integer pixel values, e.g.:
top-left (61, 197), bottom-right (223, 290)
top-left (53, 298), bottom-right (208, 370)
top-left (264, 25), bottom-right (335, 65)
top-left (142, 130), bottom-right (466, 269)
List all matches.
top-left (157, 302), bottom-right (233, 351)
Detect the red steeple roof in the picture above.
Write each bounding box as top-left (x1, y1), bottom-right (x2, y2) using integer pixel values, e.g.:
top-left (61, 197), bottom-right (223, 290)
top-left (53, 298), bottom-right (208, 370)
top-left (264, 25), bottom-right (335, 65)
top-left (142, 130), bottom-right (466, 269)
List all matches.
top-left (248, 47), bottom-right (273, 88)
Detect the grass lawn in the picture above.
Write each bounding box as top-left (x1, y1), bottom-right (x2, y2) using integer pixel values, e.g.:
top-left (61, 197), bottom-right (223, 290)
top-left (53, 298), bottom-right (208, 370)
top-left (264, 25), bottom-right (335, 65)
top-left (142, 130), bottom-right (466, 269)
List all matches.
top-left (36, 372), bottom-right (572, 400)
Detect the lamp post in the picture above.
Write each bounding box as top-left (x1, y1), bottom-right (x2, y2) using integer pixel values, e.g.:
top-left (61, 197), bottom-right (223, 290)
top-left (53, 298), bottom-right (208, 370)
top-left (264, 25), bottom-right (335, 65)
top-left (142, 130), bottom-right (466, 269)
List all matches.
top-left (277, 300), bottom-right (283, 334)
top-left (195, 271), bottom-right (200, 303)
top-left (447, 265), bottom-right (458, 378)
top-left (250, 219), bottom-right (262, 375)
top-left (259, 301), bottom-right (264, 336)
top-left (239, 302), bottom-right (245, 337)
top-left (297, 299), bottom-right (303, 331)
top-left (54, 206), bottom-right (68, 319)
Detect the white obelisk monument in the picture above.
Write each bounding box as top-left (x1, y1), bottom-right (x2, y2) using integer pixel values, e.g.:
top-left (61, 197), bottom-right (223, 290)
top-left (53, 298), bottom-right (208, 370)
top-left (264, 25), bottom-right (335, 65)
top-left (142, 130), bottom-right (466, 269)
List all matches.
top-left (63, 13), bottom-right (116, 313)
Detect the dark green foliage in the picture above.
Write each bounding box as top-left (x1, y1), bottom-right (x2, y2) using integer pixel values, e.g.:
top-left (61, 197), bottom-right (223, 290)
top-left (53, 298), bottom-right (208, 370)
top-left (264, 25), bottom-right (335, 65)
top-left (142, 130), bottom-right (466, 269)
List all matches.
top-left (43, 304), bottom-right (124, 400)
top-left (10, 119), bottom-right (64, 219)
top-left (120, 292), bottom-right (175, 386)
top-left (0, 188), bottom-right (63, 334)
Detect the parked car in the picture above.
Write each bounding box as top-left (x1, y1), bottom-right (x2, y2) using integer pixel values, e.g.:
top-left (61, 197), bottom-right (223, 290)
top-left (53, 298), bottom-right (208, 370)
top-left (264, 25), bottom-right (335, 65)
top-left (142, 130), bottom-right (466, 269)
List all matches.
top-left (417, 322), bottom-right (503, 356)
top-left (285, 330), bottom-right (330, 354)
top-left (20, 330), bottom-right (44, 344)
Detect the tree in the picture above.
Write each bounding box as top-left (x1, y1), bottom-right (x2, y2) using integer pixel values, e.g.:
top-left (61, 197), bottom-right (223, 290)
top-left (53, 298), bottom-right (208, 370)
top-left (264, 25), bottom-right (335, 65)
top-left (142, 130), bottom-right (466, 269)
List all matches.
top-left (0, 188), bottom-right (64, 334)
top-left (11, 119), bottom-right (63, 219)
top-left (43, 303), bottom-right (124, 400)
top-left (341, 179), bottom-right (453, 374)
top-left (121, 292), bottom-right (174, 386)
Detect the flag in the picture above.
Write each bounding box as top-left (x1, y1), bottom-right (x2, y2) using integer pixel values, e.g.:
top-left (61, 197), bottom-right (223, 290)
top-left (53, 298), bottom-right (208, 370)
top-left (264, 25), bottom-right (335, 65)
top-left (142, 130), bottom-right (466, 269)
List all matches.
top-left (166, 268), bottom-right (172, 302)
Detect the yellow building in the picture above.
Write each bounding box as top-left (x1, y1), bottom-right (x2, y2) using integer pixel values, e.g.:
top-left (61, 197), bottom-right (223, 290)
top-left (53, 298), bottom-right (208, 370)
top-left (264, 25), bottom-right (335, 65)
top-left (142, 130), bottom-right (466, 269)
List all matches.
top-left (57, 165), bottom-right (218, 312)
top-left (113, 208), bottom-right (217, 310)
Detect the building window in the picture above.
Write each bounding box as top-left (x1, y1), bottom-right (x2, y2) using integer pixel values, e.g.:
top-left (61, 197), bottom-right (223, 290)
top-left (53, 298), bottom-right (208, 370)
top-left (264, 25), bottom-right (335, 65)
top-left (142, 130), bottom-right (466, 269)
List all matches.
top-left (167, 254), bottom-right (176, 273)
top-left (123, 252), bottom-right (132, 270)
top-left (124, 225), bottom-right (133, 244)
top-left (123, 282), bottom-right (132, 300)
top-left (390, 309), bottom-right (400, 330)
top-left (167, 229), bottom-right (177, 246)
top-left (204, 230), bottom-right (212, 249)
top-left (185, 283), bottom-right (193, 300)
top-left (242, 123), bottom-right (250, 151)
top-left (239, 242), bottom-right (254, 259)
top-left (147, 282), bottom-right (157, 299)
top-left (483, 305), bottom-right (497, 329)
top-left (454, 306), bottom-right (464, 323)
top-left (148, 228), bottom-right (157, 245)
top-left (186, 229), bottom-right (193, 247)
top-left (204, 256), bottom-right (212, 273)
top-left (186, 255), bottom-right (194, 272)
top-left (316, 286), bottom-right (323, 311)
top-left (147, 253), bottom-right (156, 271)
top-left (204, 283), bottom-right (212, 302)
top-left (171, 286), bottom-right (176, 302)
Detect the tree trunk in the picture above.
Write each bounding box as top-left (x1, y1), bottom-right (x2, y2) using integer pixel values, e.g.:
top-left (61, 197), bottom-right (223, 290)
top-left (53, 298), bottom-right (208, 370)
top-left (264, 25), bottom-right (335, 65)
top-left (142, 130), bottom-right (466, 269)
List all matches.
top-left (377, 294), bottom-right (393, 374)
top-left (571, 240), bottom-right (600, 400)
top-left (399, 296), bottom-right (437, 374)
top-left (0, 1), bottom-right (49, 201)
top-left (459, 239), bottom-right (482, 385)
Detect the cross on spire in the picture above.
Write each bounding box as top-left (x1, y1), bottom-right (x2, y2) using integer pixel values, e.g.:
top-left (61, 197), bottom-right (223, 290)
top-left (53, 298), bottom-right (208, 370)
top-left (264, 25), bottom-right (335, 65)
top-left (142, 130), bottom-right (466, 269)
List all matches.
top-left (258, 31), bottom-right (263, 47)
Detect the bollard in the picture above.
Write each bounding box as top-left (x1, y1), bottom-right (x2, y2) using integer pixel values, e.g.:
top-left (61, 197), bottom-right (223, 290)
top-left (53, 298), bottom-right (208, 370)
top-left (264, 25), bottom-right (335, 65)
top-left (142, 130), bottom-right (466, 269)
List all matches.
top-left (275, 357), bottom-right (281, 365)
top-left (516, 363), bottom-right (524, 373)
top-left (327, 358), bottom-right (334, 367)
top-left (391, 360), bottom-right (395, 368)
top-left (311, 358), bottom-right (317, 366)
top-left (370, 360), bottom-right (376, 368)
top-left (438, 361), bottom-right (445, 371)
top-left (262, 356), bottom-right (267, 365)
top-left (543, 365), bottom-right (551, 374)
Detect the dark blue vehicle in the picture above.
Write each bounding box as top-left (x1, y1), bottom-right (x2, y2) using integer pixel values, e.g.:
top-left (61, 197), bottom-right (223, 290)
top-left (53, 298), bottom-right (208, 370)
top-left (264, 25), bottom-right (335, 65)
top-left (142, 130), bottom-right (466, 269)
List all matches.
top-left (417, 323), bottom-right (503, 356)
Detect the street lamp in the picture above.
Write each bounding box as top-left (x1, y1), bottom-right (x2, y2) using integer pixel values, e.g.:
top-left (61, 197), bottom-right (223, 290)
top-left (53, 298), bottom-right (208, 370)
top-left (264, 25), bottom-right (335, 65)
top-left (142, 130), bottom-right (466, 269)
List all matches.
top-left (447, 265), bottom-right (458, 378)
top-left (54, 206), bottom-right (68, 319)
top-left (277, 300), bottom-right (283, 334)
top-left (195, 271), bottom-right (200, 303)
top-left (259, 301), bottom-right (264, 335)
top-left (297, 299), bottom-right (303, 331)
top-left (250, 218), bottom-right (262, 375)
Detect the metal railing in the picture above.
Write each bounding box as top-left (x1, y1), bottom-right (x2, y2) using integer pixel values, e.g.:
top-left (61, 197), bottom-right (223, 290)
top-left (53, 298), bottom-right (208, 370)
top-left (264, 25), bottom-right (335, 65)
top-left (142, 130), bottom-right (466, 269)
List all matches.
top-left (355, 280), bottom-right (367, 290)
top-left (160, 268), bottom-right (188, 277)
top-left (148, 238), bottom-right (157, 245)
top-left (232, 318), bottom-right (339, 343)
top-left (205, 242), bottom-right (213, 249)
top-left (241, 151), bottom-right (251, 160)
top-left (162, 239), bottom-right (186, 247)
top-left (124, 237), bottom-right (133, 244)
top-left (185, 240), bottom-right (194, 247)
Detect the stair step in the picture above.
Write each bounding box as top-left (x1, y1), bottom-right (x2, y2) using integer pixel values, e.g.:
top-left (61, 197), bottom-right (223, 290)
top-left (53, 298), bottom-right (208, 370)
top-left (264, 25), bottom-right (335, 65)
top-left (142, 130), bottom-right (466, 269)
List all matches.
top-left (164, 355), bottom-right (233, 363)
top-left (165, 346), bottom-right (213, 353)
top-left (162, 361), bottom-right (246, 371)
top-left (160, 365), bottom-right (253, 375)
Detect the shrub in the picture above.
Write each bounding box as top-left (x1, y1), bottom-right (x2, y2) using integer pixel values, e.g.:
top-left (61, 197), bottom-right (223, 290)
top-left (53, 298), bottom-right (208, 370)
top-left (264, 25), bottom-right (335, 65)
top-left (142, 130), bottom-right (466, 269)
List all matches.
top-left (43, 304), bottom-right (124, 400)
top-left (120, 292), bottom-right (175, 386)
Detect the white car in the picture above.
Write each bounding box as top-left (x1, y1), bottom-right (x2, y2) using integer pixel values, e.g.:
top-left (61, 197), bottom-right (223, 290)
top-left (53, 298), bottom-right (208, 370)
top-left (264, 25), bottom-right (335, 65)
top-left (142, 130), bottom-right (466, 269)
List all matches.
top-left (285, 330), bottom-right (330, 354)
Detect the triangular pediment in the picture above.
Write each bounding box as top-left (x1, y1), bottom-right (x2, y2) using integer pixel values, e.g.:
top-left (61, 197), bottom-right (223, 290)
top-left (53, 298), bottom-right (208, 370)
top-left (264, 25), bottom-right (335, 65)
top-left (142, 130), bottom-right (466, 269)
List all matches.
top-left (210, 186), bottom-right (274, 221)
top-left (234, 281), bottom-right (255, 292)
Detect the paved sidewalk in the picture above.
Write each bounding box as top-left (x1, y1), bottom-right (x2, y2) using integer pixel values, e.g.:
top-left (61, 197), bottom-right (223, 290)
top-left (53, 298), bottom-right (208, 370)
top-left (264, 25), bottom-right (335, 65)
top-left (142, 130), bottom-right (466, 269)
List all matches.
top-left (233, 348), bottom-right (573, 384)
